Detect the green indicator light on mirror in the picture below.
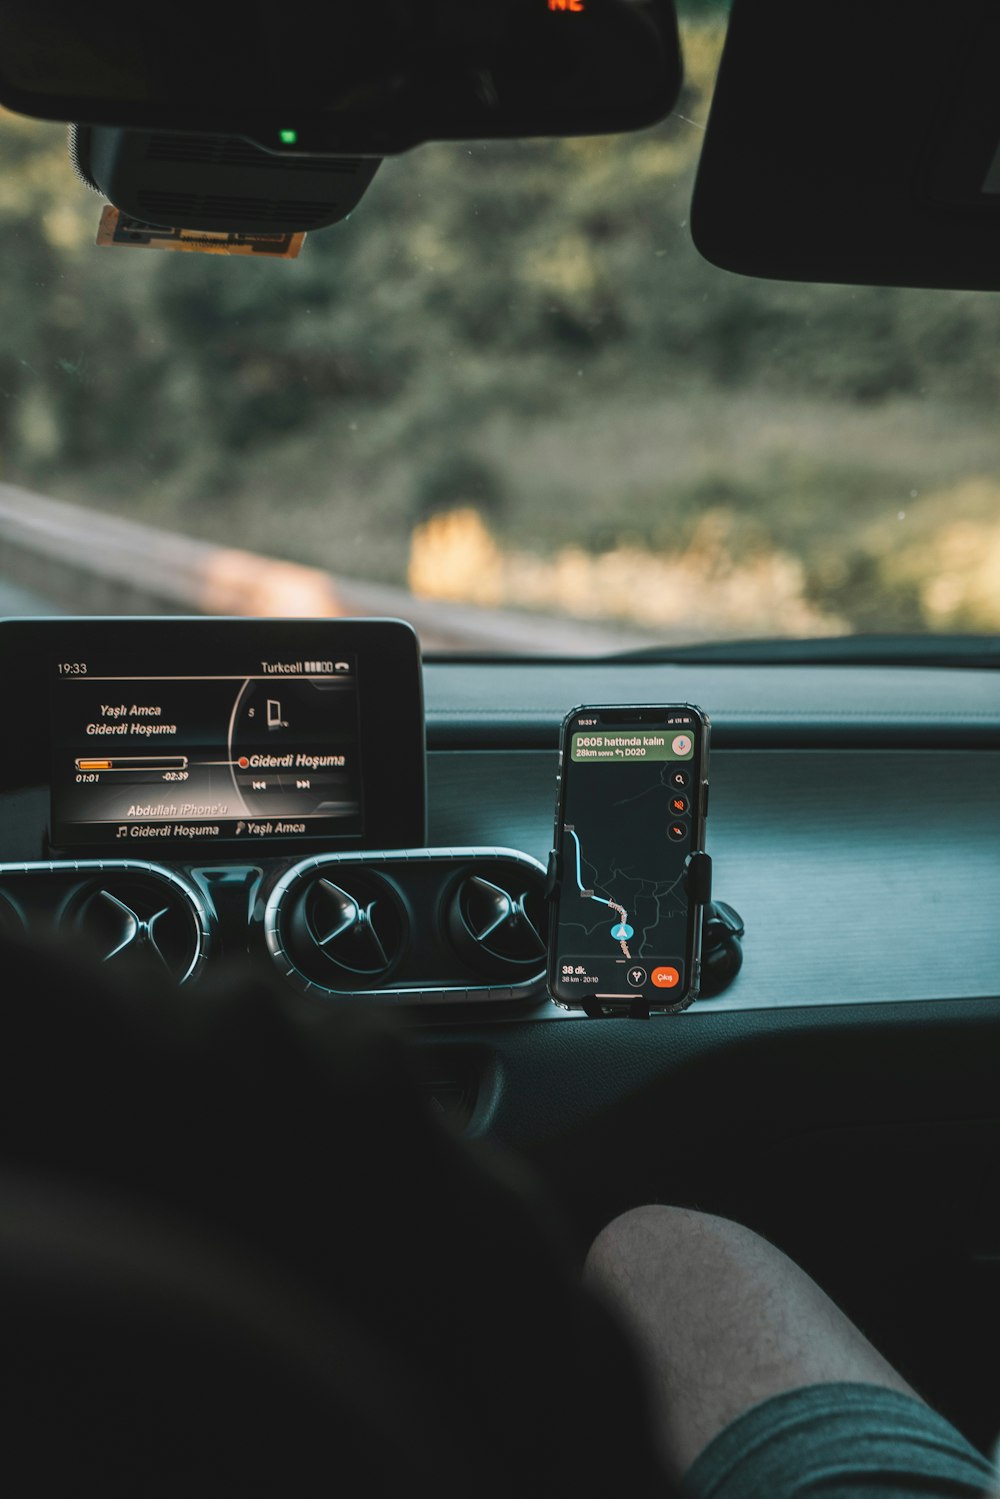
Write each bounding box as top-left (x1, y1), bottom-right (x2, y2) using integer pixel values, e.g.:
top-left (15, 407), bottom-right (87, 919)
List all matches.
top-left (279, 129), bottom-right (298, 145)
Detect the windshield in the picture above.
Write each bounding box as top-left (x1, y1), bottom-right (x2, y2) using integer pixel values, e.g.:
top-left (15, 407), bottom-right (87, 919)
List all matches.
top-left (0, 4), bottom-right (997, 657)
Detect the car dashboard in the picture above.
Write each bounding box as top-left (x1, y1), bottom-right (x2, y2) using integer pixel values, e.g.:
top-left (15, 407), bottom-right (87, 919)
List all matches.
top-left (3, 649), bottom-right (995, 1010)
top-left (0, 626), bottom-right (998, 1451)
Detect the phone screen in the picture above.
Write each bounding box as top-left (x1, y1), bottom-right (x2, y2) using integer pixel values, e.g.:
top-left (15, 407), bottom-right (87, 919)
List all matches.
top-left (549, 705), bottom-right (708, 1009)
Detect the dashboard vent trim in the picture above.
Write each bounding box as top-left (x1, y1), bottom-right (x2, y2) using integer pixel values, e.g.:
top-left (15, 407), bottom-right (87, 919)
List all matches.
top-left (264, 847), bottom-right (548, 1005)
top-left (0, 861), bottom-right (211, 985)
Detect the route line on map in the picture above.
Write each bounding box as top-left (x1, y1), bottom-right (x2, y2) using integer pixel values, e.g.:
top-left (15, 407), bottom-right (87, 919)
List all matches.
top-left (567, 826), bottom-right (632, 959)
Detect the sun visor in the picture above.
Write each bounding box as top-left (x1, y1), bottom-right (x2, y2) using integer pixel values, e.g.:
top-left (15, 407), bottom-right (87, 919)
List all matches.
top-left (691, 0), bottom-right (1000, 291)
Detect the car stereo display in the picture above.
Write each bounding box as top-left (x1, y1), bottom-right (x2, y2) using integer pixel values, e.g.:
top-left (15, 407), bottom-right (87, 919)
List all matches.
top-left (0, 618), bottom-right (424, 852)
top-left (54, 659), bottom-right (363, 845)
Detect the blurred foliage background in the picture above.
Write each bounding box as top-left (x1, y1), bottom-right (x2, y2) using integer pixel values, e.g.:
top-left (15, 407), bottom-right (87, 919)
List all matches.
top-left (1, 2), bottom-right (1000, 640)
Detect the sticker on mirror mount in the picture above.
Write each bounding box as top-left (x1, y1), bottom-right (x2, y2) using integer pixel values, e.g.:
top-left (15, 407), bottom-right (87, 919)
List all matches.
top-left (96, 206), bottom-right (305, 259)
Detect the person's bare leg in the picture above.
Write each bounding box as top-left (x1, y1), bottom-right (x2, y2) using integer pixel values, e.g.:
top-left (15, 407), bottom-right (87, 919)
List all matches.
top-left (583, 1205), bottom-right (921, 1483)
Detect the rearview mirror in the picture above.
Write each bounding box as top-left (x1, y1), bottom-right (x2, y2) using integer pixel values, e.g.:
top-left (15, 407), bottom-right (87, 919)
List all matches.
top-left (0, 0), bottom-right (683, 153)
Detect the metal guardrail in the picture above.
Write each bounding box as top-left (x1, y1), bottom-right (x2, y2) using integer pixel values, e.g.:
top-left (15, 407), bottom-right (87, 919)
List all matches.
top-left (0, 482), bottom-right (651, 653)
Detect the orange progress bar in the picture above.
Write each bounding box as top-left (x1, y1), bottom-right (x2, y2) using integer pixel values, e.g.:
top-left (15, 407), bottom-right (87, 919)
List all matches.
top-left (74, 755), bottom-right (189, 773)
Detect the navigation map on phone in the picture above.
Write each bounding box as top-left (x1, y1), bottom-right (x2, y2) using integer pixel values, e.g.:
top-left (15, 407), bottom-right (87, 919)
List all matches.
top-left (552, 712), bottom-right (704, 1003)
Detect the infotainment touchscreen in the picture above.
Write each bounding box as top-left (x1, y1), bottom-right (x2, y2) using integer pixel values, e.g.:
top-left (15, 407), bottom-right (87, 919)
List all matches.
top-left (0, 618), bottom-right (425, 853)
top-left (54, 656), bottom-right (365, 844)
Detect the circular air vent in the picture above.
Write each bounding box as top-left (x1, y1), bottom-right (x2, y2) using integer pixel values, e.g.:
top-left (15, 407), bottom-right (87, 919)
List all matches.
top-left (0, 889), bottom-right (26, 943)
top-left (277, 869), bottom-right (408, 992)
top-left (59, 872), bottom-right (208, 985)
top-left (447, 864), bottom-right (547, 980)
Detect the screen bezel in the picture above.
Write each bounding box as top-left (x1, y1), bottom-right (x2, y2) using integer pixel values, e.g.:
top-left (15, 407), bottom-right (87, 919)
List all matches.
top-left (548, 701), bottom-right (710, 1011)
top-left (0, 616), bottom-right (425, 857)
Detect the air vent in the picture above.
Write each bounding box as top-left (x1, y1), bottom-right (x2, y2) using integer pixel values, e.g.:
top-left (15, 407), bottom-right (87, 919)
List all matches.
top-left (448, 867), bottom-right (546, 979)
top-left (59, 873), bottom-right (207, 984)
top-left (283, 871), bottom-right (408, 990)
top-left (0, 889), bottom-right (26, 943)
top-left (264, 849), bottom-right (548, 1005)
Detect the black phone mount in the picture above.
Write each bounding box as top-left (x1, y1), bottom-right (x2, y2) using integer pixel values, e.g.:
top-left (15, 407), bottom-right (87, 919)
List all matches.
top-left (544, 849), bottom-right (744, 1019)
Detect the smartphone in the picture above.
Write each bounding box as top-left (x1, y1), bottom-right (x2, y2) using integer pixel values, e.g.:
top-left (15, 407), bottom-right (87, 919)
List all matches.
top-left (547, 704), bottom-right (710, 1015)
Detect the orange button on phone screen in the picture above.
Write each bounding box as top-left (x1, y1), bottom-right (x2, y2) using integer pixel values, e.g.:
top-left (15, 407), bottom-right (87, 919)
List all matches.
top-left (651, 966), bottom-right (680, 989)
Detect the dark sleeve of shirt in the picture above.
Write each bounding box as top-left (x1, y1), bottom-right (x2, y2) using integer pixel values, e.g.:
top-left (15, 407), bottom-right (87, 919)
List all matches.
top-left (0, 936), bottom-right (674, 1499)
